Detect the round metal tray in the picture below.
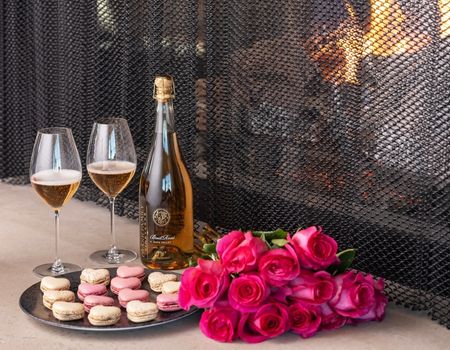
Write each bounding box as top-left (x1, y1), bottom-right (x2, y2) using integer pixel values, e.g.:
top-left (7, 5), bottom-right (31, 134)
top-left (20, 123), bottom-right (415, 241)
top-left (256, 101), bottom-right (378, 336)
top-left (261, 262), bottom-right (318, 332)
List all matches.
top-left (19, 268), bottom-right (198, 331)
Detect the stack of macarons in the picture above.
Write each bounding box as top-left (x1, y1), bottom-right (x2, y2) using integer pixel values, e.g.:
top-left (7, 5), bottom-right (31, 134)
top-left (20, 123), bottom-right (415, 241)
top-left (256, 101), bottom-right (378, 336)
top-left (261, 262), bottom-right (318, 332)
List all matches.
top-left (148, 272), bottom-right (182, 312)
top-left (39, 266), bottom-right (184, 326)
top-left (40, 276), bottom-right (84, 321)
top-left (112, 266), bottom-right (156, 322)
top-left (77, 268), bottom-right (123, 326)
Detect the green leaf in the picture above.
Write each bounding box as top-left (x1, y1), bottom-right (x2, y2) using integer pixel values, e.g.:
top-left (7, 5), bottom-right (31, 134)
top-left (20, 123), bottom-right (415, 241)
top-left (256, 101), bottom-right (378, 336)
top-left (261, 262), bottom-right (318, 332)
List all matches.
top-left (271, 238), bottom-right (288, 247)
top-left (188, 256), bottom-right (199, 267)
top-left (253, 229), bottom-right (288, 240)
top-left (259, 232), bottom-right (272, 249)
top-left (203, 243), bottom-right (217, 255)
top-left (327, 249), bottom-right (357, 275)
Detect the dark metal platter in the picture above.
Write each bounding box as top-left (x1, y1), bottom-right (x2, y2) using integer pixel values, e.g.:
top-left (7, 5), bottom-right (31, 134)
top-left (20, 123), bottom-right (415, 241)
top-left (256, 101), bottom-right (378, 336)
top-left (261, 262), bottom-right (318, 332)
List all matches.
top-left (19, 268), bottom-right (198, 331)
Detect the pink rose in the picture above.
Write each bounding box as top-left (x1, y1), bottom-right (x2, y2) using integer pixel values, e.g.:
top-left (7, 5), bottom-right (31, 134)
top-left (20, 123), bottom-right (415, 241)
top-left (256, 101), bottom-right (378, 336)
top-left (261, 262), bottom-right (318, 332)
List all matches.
top-left (354, 276), bottom-right (387, 322)
top-left (320, 302), bottom-right (347, 330)
top-left (238, 302), bottom-right (290, 343)
top-left (228, 274), bottom-right (270, 312)
top-left (290, 270), bottom-right (336, 304)
top-left (179, 259), bottom-right (229, 310)
top-left (288, 302), bottom-right (322, 338)
top-left (290, 226), bottom-right (338, 270)
top-left (329, 271), bottom-right (375, 318)
top-left (217, 230), bottom-right (268, 273)
top-left (199, 306), bottom-right (240, 342)
top-left (258, 244), bottom-right (300, 286)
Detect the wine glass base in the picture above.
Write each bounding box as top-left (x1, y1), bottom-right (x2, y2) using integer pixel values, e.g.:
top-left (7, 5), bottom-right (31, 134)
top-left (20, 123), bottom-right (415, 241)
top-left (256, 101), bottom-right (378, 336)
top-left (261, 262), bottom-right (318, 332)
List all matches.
top-left (89, 249), bottom-right (137, 264)
top-left (33, 263), bottom-right (82, 277)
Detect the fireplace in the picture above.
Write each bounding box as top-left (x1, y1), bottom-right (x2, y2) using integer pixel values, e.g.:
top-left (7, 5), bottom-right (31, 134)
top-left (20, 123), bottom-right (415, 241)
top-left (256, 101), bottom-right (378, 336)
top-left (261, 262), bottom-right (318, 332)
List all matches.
top-left (0, 0), bottom-right (448, 327)
top-left (201, 0), bottom-right (450, 326)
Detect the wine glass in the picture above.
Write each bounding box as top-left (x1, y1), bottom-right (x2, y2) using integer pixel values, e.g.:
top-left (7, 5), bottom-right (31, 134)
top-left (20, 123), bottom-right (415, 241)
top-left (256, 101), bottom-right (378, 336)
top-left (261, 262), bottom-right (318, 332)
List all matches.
top-left (30, 127), bottom-right (83, 276)
top-left (87, 118), bottom-right (137, 264)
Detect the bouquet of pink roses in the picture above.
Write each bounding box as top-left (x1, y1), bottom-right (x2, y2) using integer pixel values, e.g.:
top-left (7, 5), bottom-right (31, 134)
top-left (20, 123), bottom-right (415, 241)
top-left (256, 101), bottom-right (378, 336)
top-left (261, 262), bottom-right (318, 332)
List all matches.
top-left (179, 226), bottom-right (387, 343)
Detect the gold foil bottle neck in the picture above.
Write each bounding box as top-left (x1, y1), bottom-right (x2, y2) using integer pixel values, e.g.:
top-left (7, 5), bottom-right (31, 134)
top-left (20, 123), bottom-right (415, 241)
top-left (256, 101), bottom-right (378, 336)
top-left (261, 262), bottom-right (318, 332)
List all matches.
top-left (153, 75), bottom-right (175, 101)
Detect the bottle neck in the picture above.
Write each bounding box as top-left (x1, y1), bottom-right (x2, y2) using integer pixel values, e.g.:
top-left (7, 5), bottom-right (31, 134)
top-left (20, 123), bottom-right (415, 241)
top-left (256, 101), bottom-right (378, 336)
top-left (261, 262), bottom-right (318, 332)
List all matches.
top-left (155, 99), bottom-right (175, 134)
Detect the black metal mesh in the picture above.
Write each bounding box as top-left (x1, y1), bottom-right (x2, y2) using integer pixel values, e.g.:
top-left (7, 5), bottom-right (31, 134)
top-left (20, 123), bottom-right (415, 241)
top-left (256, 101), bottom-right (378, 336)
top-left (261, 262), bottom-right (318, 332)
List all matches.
top-left (1, 0), bottom-right (449, 327)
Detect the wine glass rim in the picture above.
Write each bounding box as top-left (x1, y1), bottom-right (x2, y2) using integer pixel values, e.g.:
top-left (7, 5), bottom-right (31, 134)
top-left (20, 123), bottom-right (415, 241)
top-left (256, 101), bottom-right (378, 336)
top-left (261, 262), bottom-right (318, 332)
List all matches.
top-left (37, 127), bottom-right (72, 135)
top-left (95, 117), bottom-right (128, 125)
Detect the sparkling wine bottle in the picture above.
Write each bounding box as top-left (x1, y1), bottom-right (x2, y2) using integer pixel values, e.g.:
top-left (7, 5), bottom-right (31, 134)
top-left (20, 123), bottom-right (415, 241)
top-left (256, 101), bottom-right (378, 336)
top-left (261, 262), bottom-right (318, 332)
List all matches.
top-left (139, 75), bottom-right (194, 269)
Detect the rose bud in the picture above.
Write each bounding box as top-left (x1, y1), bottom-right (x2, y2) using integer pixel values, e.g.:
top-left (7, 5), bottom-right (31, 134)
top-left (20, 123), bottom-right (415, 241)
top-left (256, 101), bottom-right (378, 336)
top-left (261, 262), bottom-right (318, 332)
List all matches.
top-left (290, 226), bottom-right (338, 270)
top-left (228, 274), bottom-right (270, 312)
top-left (290, 270), bottom-right (336, 304)
top-left (179, 259), bottom-right (229, 310)
top-left (258, 244), bottom-right (300, 286)
top-left (217, 230), bottom-right (268, 273)
top-left (329, 271), bottom-right (376, 318)
top-left (238, 302), bottom-right (290, 343)
top-left (288, 302), bottom-right (322, 338)
top-left (199, 306), bottom-right (240, 342)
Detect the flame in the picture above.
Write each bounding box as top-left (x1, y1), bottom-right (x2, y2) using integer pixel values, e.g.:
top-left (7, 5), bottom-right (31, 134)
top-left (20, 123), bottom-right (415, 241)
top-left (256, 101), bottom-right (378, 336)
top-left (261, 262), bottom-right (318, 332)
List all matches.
top-left (307, 0), bottom-right (433, 85)
top-left (364, 0), bottom-right (431, 56)
top-left (439, 0), bottom-right (450, 39)
top-left (306, 0), bottom-right (364, 85)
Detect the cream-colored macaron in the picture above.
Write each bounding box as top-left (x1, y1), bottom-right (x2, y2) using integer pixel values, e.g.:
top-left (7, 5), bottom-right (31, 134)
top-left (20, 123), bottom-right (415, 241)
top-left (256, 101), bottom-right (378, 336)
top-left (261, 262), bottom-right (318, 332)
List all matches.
top-left (161, 281), bottom-right (181, 294)
top-left (148, 272), bottom-right (177, 292)
top-left (88, 305), bottom-right (121, 326)
top-left (80, 268), bottom-right (110, 286)
top-left (126, 301), bottom-right (158, 323)
top-left (40, 276), bottom-right (70, 293)
top-left (43, 290), bottom-right (75, 310)
top-left (52, 302), bottom-right (84, 321)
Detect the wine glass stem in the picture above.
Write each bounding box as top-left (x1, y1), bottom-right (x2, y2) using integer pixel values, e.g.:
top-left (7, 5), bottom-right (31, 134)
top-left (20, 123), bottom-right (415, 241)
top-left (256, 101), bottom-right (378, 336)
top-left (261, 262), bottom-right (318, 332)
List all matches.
top-left (108, 197), bottom-right (118, 255)
top-left (51, 209), bottom-right (64, 273)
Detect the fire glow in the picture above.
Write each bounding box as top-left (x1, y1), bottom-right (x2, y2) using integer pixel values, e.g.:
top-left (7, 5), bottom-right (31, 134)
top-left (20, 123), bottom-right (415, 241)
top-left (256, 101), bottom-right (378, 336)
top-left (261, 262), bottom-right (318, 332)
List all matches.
top-left (364, 0), bottom-right (431, 57)
top-left (439, 0), bottom-right (450, 39)
top-left (307, 0), bottom-right (436, 85)
top-left (305, 1), bottom-right (363, 85)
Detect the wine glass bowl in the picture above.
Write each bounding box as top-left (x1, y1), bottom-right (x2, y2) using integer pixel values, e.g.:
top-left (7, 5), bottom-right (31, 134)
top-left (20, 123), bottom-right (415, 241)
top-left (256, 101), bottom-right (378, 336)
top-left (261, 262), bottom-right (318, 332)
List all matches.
top-left (30, 127), bottom-right (82, 276)
top-left (86, 118), bottom-right (137, 264)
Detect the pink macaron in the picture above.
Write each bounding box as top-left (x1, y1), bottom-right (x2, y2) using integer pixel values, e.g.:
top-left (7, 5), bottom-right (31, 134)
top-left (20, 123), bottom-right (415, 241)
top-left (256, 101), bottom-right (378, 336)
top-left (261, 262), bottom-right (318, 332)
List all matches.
top-left (83, 295), bottom-right (115, 313)
top-left (116, 266), bottom-right (146, 281)
top-left (110, 277), bottom-right (141, 295)
top-left (156, 293), bottom-right (182, 312)
top-left (77, 283), bottom-right (107, 301)
top-left (118, 288), bottom-right (150, 308)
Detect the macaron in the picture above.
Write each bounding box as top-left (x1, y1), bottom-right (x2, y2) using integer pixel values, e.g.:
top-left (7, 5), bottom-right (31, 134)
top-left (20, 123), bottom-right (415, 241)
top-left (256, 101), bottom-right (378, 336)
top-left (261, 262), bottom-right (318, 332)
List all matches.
top-left (126, 301), bottom-right (158, 323)
top-left (43, 290), bottom-right (75, 310)
top-left (52, 301), bottom-right (84, 321)
top-left (161, 281), bottom-right (181, 294)
top-left (148, 272), bottom-right (177, 292)
top-left (40, 276), bottom-right (70, 293)
top-left (77, 283), bottom-right (108, 301)
top-left (88, 305), bottom-right (121, 326)
top-left (83, 295), bottom-right (115, 313)
top-left (110, 277), bottom-right (141, 295)
top-left (80, 268), bottom-right (110, 286)
top-left (118, 288), bottom-right (150, 308)
top-left (156, 293), bottom-right (182, 312)
top-left (116, 266), bottom-right (146, 281)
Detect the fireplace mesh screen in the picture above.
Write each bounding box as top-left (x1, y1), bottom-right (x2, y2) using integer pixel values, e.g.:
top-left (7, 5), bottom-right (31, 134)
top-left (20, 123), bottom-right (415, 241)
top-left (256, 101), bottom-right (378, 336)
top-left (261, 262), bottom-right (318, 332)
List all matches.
top-left (1, 0), bottom-right (449, 327)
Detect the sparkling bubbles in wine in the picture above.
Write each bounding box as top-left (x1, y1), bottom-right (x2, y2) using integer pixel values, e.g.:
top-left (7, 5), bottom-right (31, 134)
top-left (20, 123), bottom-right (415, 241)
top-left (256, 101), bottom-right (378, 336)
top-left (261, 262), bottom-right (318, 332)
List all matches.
top-left (87, 160), bottom-right (136, 198)
top-left (31, 169), bottom-right (81, 209)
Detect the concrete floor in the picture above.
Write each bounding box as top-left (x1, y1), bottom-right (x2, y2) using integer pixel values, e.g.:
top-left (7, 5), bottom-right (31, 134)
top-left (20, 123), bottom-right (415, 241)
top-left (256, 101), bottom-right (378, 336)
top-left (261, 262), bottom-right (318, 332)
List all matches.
top-left (0, 183), bottom-right (448, 350)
